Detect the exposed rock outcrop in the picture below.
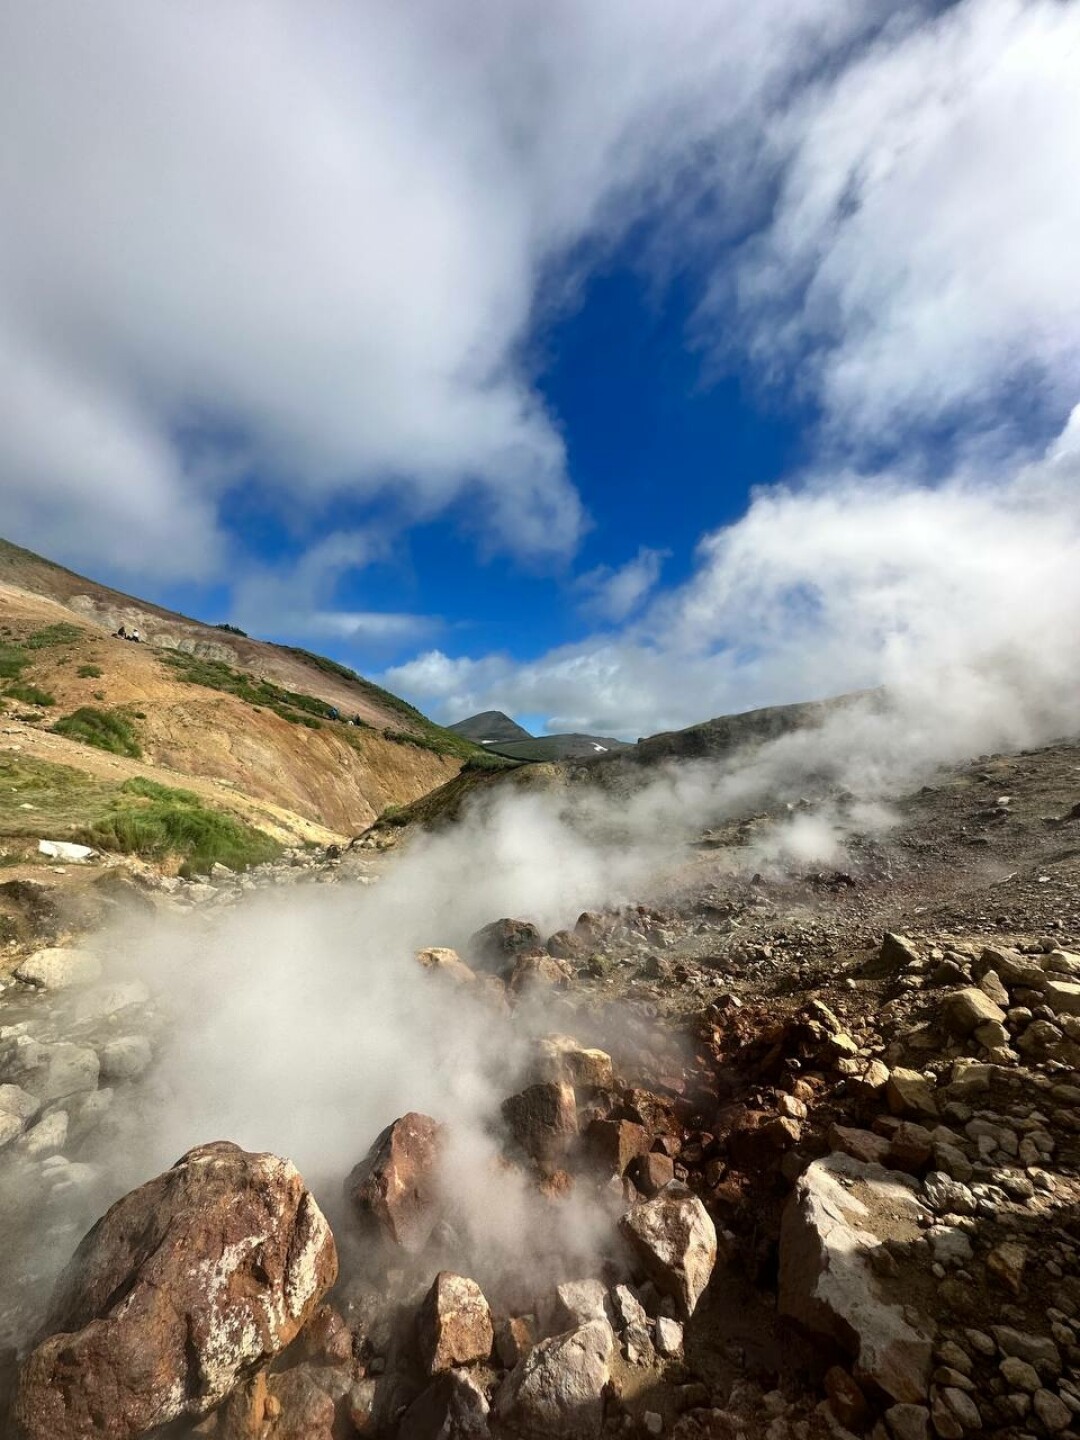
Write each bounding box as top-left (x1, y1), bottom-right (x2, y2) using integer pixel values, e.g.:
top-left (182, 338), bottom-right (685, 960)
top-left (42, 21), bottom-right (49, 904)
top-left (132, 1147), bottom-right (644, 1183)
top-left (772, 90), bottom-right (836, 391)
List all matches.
top-left (14, 1141), bottom-right (337, 1440)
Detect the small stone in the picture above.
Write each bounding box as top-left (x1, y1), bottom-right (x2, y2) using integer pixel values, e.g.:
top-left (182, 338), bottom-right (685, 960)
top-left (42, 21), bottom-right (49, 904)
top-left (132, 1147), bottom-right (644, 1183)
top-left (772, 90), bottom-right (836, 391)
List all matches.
top-left (1033, 1388), bottom-right (1072, 1432)
top-left (886, 1069), bottom-right (939, 1119)
top-left (999, 1356), bottom-right (1040, 1392)
top-left (656, 1317), bottom-right (683, 1357)
top-left (987, 1242), bottom-right (1027, 1295)
top-left (885, 1402), bottom-right (930, 1440)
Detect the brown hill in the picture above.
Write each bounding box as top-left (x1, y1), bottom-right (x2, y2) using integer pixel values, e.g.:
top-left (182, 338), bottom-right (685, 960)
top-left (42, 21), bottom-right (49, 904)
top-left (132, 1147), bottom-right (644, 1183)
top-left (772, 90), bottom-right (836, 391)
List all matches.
top-left (0, 540), bottom-right (494, 858)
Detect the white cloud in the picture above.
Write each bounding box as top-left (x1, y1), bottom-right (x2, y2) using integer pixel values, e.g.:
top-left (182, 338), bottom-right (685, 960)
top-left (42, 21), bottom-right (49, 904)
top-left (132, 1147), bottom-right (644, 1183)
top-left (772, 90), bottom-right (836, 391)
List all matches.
top-left (0, 0), bottom-right (889, 578)
top-left (718, 0), bottom-right (1080, 446)
top-left (576, 546), bottom-right (668, 623)
top-left (387, 408), bottom-right (1080, 738)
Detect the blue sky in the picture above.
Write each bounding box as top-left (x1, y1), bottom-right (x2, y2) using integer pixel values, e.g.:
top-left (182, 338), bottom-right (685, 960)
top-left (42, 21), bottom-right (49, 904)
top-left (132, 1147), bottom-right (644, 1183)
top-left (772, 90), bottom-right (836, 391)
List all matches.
top-left (2, 1), bottom-right (1079, 737)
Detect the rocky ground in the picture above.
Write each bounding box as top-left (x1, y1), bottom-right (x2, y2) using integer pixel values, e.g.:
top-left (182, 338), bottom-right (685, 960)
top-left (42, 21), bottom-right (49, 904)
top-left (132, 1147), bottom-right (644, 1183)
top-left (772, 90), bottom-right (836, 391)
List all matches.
top-left (1, 738), bottom-right (1079, 1439)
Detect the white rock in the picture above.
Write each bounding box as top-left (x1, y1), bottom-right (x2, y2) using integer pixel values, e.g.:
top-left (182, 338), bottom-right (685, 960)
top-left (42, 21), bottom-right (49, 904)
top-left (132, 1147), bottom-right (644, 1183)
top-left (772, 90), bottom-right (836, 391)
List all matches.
top-left (656, 1317), bottom-right (684, 1357)
top-left (779, 1153), bottom-right (933, 1405)
top-left (619, 1188), bottom-right (717, 1317)
top-left (37, 840), bottom-right (95, 861)
top-left (99, 1036), bottom-right (153, 1082)
top-left (554, 1279), bottom-right (611, 1329)
top-left (15, 947), bottom-right (102, 990)
top-left (496, 1319), bottom-right (613, 1438)
top-left (19, 1109), bottom-right (68, 1157)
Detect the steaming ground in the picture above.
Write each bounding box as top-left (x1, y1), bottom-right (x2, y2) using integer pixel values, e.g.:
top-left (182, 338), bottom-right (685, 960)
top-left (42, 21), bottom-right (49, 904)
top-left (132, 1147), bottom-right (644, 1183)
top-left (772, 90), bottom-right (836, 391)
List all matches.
top-left (3, 675), bottom-right (1080, 1355)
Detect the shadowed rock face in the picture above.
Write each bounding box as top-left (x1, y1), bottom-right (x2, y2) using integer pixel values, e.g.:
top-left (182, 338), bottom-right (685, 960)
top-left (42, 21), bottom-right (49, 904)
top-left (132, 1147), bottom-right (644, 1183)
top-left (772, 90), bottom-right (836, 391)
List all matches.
top-left (345, 1112), bottom-right (443, 1253)
top-left (13, 1141), bottom-right (337, 1440)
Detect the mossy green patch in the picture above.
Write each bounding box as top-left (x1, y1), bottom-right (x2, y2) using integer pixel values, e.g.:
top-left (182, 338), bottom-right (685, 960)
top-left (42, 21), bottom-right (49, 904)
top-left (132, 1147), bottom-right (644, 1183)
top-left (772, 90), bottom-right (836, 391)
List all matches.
top-left (53, 707), bottom-right (142, 758)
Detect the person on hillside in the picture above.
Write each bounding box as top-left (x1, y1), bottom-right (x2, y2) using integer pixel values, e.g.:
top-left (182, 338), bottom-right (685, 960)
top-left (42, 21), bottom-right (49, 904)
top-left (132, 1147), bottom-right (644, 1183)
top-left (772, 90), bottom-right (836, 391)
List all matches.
top-left (115, 624), bottom-right (127, 639)
top-left (130, 628), bottom-right (141, 642)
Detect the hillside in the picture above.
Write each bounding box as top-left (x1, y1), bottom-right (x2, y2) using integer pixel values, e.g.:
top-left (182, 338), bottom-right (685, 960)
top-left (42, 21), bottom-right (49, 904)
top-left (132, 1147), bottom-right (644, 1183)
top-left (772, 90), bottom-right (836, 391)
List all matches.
top-left (0, 539), bottom-right (498, 867)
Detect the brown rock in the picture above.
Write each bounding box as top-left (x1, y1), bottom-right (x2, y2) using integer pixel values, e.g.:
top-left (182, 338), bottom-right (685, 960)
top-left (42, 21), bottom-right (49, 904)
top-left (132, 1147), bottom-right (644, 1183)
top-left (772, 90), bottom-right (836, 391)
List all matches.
top-left (885, 1069), bottom-right (939, 1119)
top-left (503, 1083), bottom-right (577, 1164)
top-left (825, 1366), bottom-right (871, 1430)
top-left (584, 1117), bottom-right (649, 1176)
top-left (470, 918), bottom-right (543, 973)
top-left (546, 930), bottom-right (587, 960)
top-left (14, 1142), bottom-right (336, 1440)
top-left (496, 1316), bottom-right (537, 1369)
top-left (828, 1125), bottom-right (892, 1166)
top-left (265, 1367), bottom-right (337, 1440)
top-left (630, 1151), bottom-right (676, 1196)
top-left (346, 1112), bottom-right (443, 1253)
top-left (417, 1272), bottom-right (494, 1375)
top-left (508, 953), bottom-right (572, 994)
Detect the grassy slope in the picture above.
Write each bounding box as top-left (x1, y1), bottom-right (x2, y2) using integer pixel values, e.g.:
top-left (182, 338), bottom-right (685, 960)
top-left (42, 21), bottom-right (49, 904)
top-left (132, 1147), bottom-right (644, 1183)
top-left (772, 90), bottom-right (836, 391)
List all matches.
top-left (0, 754), bottom-right (281, 875)
top-left (0, 542), bottom-right (507, 844)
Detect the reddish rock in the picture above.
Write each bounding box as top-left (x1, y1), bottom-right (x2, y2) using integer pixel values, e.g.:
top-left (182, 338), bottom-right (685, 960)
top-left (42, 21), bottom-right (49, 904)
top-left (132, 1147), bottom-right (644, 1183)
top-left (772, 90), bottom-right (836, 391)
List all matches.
top-left (14, 1142), bottom-right (336, 1440)
top-left (265, 1367), bottom-right (337, 1440)
top-left (825, 1366), bottom-right (871, 1430)
top-left (496, 1315), bottom-right (538, 1369)
top-left (828, 1125), bottom-right (892, 1166)
top-left (417, 1272), bottom-right (494, 1375)
top-left (887, 1122), bottom-right (935, 1174)
top-left (298, 1304), bottom-right (353, 1366)
top-left (502, 1083), bottom-right (577, 1164)
top-left (584, 1117), bottom-right (649, 1176)
top-left (346, 1112), bottom-right (443, 1253)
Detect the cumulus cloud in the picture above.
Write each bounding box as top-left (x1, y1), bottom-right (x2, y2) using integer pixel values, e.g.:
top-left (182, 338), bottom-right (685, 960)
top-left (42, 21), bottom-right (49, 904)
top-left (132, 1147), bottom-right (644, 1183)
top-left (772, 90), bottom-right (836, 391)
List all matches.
top-left (0, 0), bottom-right (902, 581)
top-left (717, 0), bottom-right (1080, 447)
top-left (386, 406), bottom-right (1080, 737)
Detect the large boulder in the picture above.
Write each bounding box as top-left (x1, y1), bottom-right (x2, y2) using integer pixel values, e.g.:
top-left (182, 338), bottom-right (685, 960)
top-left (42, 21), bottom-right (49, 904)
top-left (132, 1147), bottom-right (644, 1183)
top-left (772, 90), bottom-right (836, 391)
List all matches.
top-left (495, 1319), bottom-right (613, 1437)
top-left (534, 1035), bottom-right (614, 1092)
top-left (779, 1152), bottom-right (933, 1404)
top-left (345, 1112), bottom-right (443, 1253)
top-left (618, 1188), bottom-right (717, 1317)
top-left (14, 947), bottom-right (102, 991)
top-left (0, 1037), bottom-right (99, 1102)
top-left (417, 1273), bottom-right (494, 1375)
top-left (13, 1141), bottom-right (337, 1440)
top-left (469, 919), bottom-right (542, 975)
top-left (501, 1083), bottom-right (577, 1165)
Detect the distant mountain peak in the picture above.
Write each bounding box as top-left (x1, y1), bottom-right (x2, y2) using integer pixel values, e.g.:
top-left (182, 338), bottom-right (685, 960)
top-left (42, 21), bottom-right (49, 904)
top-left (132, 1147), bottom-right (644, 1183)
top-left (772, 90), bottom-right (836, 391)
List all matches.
top-left (447, 710), bottom-right (533, 744)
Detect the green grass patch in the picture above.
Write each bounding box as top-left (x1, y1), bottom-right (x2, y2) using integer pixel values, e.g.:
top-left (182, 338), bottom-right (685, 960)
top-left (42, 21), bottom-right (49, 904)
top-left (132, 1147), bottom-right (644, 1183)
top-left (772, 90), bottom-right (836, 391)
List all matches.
top-left (0, 644), bottom-right (29, 681)
top-left (0, 755), bottom-right (280, 875)
top-left (161, 650), bottom-right (335, 727)
top-left (82, 778), bottom-right (281, 875)
top-left (53, 707), bottom-right (142, 758)
top-left (24, 622), bottom-right (83, 649)
top-left (5, 684), bottom-right (55, 707)
top-left (77, 664), bottom-right (103, 679)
